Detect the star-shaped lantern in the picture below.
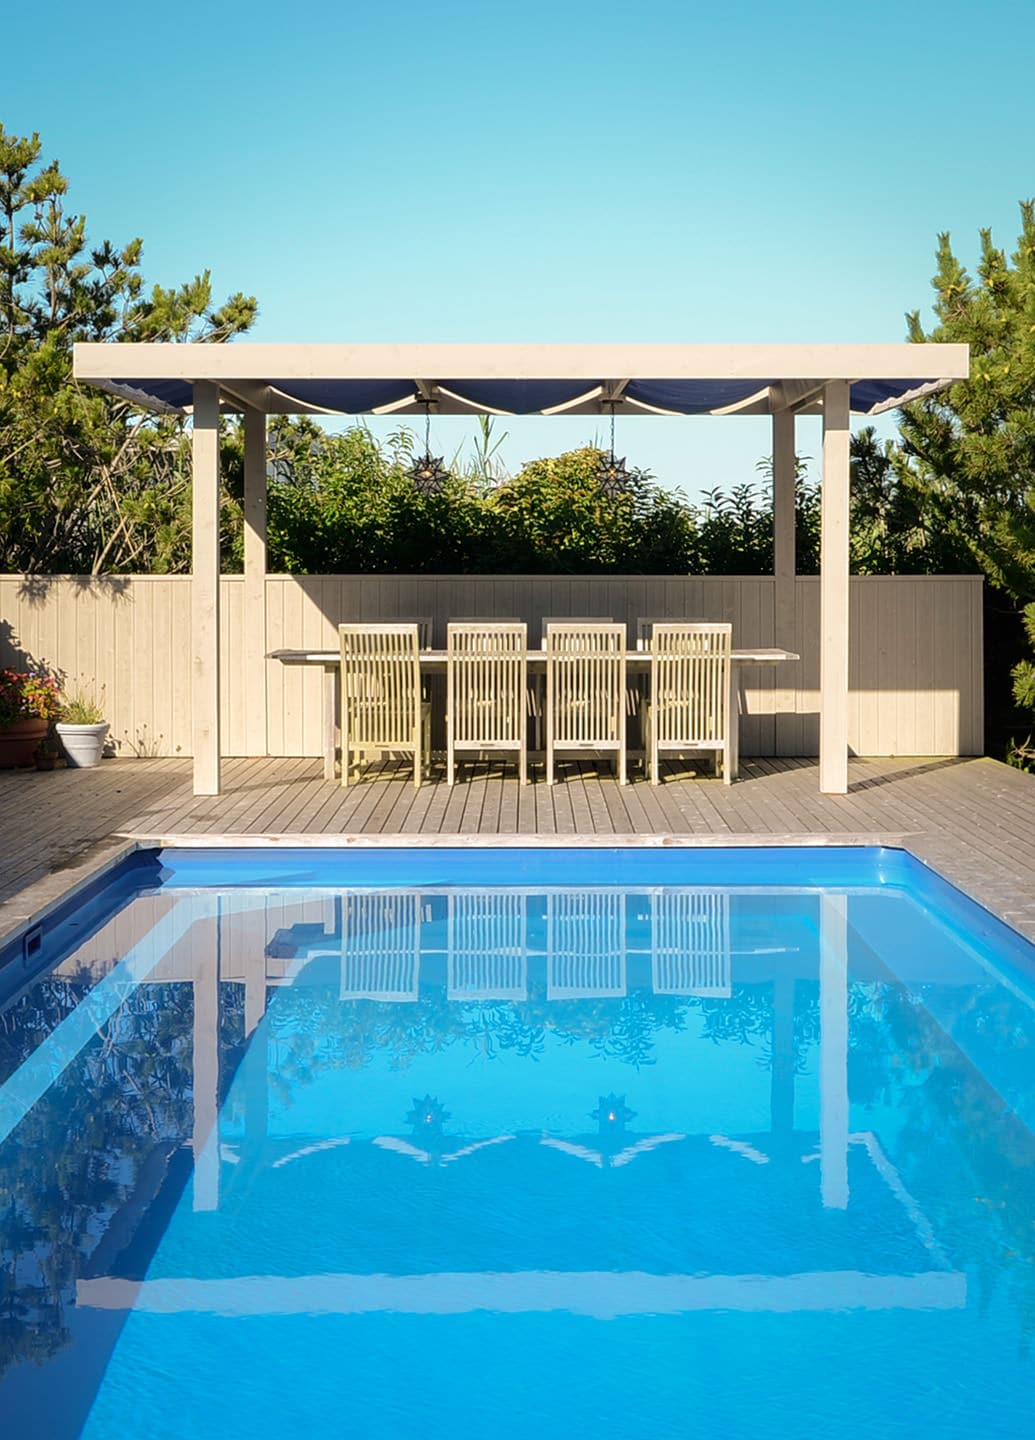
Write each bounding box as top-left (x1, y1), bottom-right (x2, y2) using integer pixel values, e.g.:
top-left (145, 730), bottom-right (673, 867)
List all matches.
top-left (590, 1092), bottom-right (637, 1135)
top-left (596, 401), bottom-right (631, 498)
top-left (596, 450), bottom-right (630, 499)
top-left (406, 1094), bottom-right (450, 1138)
top-left (408, 450), bottom-right (449, 496)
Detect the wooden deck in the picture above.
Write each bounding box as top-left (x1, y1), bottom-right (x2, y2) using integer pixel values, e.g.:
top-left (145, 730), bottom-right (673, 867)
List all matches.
top-left (1, 754), bottom-right (1034, 948)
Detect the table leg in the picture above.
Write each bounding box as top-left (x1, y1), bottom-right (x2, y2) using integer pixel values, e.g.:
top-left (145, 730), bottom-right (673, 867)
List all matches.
top-left (323, 663), bottom-right (338, 780)
top-left (729, 670), bottom-right (742, 780)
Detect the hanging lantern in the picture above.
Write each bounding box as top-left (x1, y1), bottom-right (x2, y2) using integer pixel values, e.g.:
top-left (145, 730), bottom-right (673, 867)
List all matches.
top-left (406, 1094), bottom-right (449, 1137)
top-left (596, 402), bottom-right (631, 498)
top-left (408, 400), bottom-right (448, 495)
top-left (590, 1092), bottom-right (636, 1134)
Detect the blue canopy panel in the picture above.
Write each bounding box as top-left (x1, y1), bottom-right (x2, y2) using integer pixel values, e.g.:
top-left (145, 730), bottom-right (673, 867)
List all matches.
top-left (624, 379), bottom-right (773, 414)
top-left (111, 377), bottom-right (194, 411)
top-left (106, 374), bottom-right (949, 417)
top-left (438, 380), bottom-right (601, 413)
top-left (849, 378), bottom-right (944, 414)
top-left (268, 379), bottom-right (415, 412)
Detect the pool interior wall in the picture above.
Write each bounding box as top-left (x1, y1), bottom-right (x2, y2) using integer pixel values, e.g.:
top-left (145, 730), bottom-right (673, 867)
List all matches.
top-left (2, 842), bottom-right (1035, 1439)
top-left (5, 842), bottom-right (1033, 1002)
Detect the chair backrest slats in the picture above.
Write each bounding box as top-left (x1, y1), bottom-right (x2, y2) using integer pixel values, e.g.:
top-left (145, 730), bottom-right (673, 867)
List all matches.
top-left (540, 616), bottom-right (615, 649)
top-left (447, 623), bottom-right (527, 747)
top-left (545, 623), bottom-right (626, 745)
top-left (636, 616), bottom-right (706, 650)
top-left (339, 623), bottom-right (421, 750)
top-left (651, 622), bottom-right (732, 745)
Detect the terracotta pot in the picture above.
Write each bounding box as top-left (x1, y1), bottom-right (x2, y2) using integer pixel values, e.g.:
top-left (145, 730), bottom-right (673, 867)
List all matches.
top-left (0, 717), bottom-right (49, 768)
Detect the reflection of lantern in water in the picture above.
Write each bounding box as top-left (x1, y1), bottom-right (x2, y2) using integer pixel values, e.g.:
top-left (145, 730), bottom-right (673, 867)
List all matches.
top-left (406, 1094), bottom-right (449, 1138)
top-left (590, 1092), bottom-right (636, 1135)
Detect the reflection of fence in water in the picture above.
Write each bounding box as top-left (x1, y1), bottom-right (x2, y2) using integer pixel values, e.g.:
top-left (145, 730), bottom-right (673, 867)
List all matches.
top-left (546, 892), bottom-right (627, 999)
top-left (340, 892), bottom-right (421, 1001)
top-left (650, 891), bottom-right (731, 997)
top-left (447, 892), bottom-right (527, 1000)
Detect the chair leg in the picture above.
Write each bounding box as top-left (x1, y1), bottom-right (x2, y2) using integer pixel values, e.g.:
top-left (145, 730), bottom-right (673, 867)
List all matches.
top-left (547, 733), bottom-right (554, 785)
top-left (447, 734), bottom-right (454, 786)
top-left (519, 742), bottom-right (527, 786)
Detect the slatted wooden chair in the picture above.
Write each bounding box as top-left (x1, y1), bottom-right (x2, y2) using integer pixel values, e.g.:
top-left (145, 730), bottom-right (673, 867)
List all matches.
top-left (339, 623), bottom-right (430, 788)
top-left (446, 622), bottom-right (528, 784)
top-left (371, 616), bottom-right (433, 647)
top-left (545, 622), bottom-right (627, 784)
top-left (636, 616), bottom-right (705, 650)
top-left (650, 890), bottom-right (732, 997)
top-left (539, 615), bottom-right (614, 648)
top-left (642, 622), bottom-right (733, 784)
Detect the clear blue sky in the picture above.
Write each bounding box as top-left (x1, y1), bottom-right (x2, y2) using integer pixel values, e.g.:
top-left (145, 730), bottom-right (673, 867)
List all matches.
top-left (8, 0), bottom-right (1035, 498)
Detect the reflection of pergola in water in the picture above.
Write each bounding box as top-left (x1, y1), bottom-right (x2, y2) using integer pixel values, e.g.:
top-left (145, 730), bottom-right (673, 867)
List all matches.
top-left (72, 341), bottom-right (970, 797)
top-left (43, 889), bottom-right (965, 1317)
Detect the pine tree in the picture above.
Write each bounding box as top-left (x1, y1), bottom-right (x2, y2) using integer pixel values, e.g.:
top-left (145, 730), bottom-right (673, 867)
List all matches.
top-left (0, 124), bottom-right (257, 573)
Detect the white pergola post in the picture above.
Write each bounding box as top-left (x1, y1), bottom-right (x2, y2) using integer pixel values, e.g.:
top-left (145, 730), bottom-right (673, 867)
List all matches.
top-left (819, 891), bottom-right (849, 1209)
top-left (242, 406), bottom-right (268, 758)
top-left (819, 380), bottom-right (851, 794)
top-left (772, 410), bottom-right (797, 752)
top-left (191, 381), bottom-right (221, 795)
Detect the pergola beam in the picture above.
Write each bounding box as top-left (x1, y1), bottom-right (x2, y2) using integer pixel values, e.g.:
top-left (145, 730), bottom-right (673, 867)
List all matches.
top-left (74, 340), bottom-right (969, 387)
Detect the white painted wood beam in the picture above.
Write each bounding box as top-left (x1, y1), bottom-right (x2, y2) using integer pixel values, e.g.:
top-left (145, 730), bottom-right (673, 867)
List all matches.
top-left (74, 341), bottom-right (971, 385)
top-left (191, 381), bottom-right (221, 795)
top-left (243, 406), bottom-right (268, 759)
top-left (819, 380), bottom-right (851, 795)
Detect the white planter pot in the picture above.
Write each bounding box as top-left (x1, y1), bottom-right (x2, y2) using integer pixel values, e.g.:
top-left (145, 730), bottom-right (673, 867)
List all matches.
top-left (56, 721), bottom-right (110, 768)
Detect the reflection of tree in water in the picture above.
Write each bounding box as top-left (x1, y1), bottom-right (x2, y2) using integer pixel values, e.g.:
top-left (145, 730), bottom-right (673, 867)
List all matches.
top-left (849, 977), bottom-right (1035, 1342)
top-left (264, 980), bottom-right (823, 1094)
top-left (0, 976), bottom-right (242, 1380)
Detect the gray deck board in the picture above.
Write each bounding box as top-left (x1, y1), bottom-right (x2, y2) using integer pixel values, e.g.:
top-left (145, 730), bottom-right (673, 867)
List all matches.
top-left (1, 755), bottom-right (1034, 948)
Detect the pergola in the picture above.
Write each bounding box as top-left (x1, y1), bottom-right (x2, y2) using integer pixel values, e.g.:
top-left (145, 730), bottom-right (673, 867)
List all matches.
top-left (73, 342), bottom-right (969, 798)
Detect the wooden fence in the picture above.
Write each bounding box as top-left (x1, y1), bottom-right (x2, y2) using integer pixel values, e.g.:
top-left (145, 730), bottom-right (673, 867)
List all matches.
top-left (0, 573), bottom-right (984, 758)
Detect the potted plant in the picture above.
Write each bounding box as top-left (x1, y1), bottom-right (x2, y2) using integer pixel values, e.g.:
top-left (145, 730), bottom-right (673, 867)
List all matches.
top-left (34, 737), bottom-right (60, 771)
top-left (55, 688), bottom-right (110, 769)
top-left (0, 669), bottom-right (62, 767)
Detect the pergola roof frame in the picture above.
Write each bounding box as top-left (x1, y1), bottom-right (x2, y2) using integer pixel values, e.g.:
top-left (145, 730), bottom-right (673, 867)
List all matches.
top-left (72, 341), bottom-right (971, 801)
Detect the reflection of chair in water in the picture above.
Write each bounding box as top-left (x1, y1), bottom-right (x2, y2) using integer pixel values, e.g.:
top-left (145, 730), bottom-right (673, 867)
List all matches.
top-left (341, 891), bottom-right (421, 1001)
top-left (447, 891), bottom-right (528, 1000)
top-left (650, 890), bottom-right (731, 997)
top-left (547, 891), bottom-right (626, 998)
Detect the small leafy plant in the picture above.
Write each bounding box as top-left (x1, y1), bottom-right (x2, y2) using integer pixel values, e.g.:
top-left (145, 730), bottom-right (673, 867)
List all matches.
top-left (0, 669), bottom-right (62, 726)
top-left (60, 688), bottom-right (106, 725)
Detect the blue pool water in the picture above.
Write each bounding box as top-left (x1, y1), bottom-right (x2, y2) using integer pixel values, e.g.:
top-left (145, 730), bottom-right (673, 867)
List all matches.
top-left (1, 845), bottom-right (1034, 1438)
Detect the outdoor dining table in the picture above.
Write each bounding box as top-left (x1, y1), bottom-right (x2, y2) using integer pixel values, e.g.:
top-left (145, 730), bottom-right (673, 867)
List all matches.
top-left (270, 644), bottom-right (800, 782)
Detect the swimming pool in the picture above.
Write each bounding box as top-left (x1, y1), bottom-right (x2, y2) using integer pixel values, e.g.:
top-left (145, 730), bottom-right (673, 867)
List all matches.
top-left (1, 845), bottom-right (1033, 1438)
